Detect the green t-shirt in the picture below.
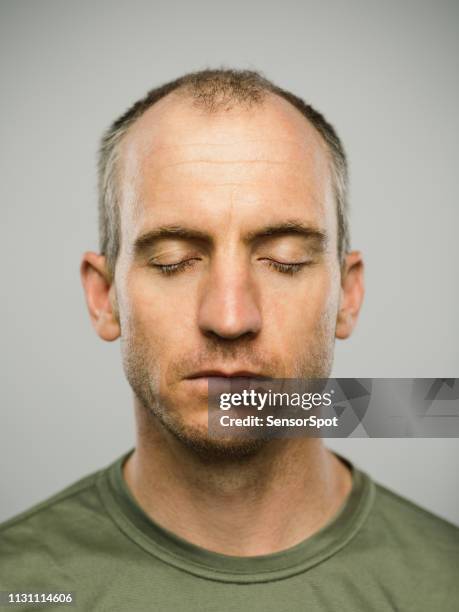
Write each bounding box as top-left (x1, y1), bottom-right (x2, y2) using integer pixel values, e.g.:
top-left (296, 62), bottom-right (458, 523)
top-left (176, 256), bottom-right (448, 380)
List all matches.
top-left (1, 448), bottom-right (458, 611)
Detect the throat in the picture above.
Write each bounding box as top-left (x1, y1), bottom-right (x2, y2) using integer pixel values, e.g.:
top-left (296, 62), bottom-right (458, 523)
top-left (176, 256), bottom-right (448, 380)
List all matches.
top-left (122, 433), bottom-right (352, 556)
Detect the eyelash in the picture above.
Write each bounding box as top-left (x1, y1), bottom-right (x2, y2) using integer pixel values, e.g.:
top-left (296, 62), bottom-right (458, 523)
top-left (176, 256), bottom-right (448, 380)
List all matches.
top-left (265, 260), bottom-right (309, 275)
top-left (151, 258), bottom-right (311, 277)
top-left (150, 259), bottom-right (198, 276)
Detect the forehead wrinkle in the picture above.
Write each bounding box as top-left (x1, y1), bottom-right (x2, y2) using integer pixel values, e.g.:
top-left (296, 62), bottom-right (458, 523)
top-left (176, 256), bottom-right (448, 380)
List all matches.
top-left (137, 148), bottom-right (328, 191)
top-left (131, 142), bottom-right (319, 169)
top-left (155, 159), bottom-right (297, 169)
top-left (135, 138), bottom-right (310, 150)
top-left (122, 116), bottom-right (326, 162)
top-left (119, 90), bottom-right (332, 177)
top-left (120, 111), bottom-right (330, 199)
top-left (117, 101), bottom-right (335, 232)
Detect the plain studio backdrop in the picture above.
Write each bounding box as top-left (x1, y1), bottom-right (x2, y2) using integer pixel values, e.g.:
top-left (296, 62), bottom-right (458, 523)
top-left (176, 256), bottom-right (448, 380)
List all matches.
top-left (1, 0), bottom-right (458, 525)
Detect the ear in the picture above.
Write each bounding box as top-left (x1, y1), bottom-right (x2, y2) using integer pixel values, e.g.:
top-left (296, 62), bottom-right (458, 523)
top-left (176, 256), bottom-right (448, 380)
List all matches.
top-left (80, 252), bottom-right (121, 341)
top-left (335, 251), bottom-right (365, 340)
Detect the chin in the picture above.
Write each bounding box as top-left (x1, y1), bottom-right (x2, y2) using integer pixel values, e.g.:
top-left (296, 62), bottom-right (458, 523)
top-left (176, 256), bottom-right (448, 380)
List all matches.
top-left (161, 413), bottom-right (269, 461)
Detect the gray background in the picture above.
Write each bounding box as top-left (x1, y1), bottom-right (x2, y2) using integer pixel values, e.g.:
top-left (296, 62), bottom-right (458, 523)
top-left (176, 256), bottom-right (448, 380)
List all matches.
top-left (1, 0), bottom-right (458, 525)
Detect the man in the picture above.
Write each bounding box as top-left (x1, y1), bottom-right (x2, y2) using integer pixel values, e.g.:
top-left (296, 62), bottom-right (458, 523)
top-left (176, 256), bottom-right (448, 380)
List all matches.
top-left (1, 69), bottom-right (458, 611)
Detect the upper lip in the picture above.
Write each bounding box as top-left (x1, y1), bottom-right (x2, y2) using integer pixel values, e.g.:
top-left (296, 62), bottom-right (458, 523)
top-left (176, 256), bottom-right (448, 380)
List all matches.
top-left (186, 370), bottom-right (265, 379)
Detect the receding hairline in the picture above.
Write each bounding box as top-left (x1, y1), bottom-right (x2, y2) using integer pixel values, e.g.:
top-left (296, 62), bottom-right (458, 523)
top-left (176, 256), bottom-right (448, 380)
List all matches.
top-left (98, 69), bottom-right (350, 279)
top-left (118, 87), bottom-right (331, 163)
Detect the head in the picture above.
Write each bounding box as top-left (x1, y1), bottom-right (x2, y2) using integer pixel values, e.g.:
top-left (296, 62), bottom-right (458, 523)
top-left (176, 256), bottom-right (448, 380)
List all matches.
top-left (81, 69), bottom-right (364, 458)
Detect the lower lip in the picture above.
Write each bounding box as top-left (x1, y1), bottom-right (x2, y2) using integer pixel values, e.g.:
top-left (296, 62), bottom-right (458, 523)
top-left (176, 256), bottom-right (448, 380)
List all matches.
top-left (182, 377), bottom-right (219, 396)
top-left (184, 376), bottom-right (260, 394)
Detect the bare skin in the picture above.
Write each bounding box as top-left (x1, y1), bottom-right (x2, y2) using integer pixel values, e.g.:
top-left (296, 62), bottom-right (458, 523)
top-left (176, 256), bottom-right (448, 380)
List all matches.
top-left (81, 91), bottom-right (364, 556)
top-left (124, 424), bottom-right (352, 555)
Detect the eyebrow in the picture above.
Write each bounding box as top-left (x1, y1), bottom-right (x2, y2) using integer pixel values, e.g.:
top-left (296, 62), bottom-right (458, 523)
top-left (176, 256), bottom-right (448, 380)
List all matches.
top-left (133, 226), bottom-right (210, 256)
top-left (244, 221), bottom-right (328, 247)
top-left (132, 220), bottom-right (328, 256)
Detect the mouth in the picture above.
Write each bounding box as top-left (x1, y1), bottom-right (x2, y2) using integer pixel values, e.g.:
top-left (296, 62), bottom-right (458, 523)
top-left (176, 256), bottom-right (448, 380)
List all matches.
top-left (186, 370), bottom-right (266, 380)
top-left (182, 370), bottom-right (271, 404)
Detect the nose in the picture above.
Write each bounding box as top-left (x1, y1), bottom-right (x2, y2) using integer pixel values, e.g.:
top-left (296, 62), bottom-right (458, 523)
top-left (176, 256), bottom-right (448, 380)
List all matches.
top-left (197, 258), bottom-right (262, 340)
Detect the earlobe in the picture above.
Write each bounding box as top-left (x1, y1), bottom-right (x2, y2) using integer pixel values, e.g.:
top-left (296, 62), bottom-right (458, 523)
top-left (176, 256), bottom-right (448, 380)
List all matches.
top-left (335, 251), bottom-right (365, 340)
top-left (80, 252), bottom-right (121, 342)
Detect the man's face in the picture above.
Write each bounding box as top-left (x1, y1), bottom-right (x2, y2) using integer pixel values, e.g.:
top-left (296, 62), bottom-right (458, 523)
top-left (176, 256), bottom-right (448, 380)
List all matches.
top-left (112, 92), bottom-right (343, 452)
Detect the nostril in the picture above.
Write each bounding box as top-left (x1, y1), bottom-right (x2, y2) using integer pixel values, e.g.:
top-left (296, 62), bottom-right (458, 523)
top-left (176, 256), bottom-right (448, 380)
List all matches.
top-left (199, 308), bottom-right (262, 340)
top-left (202, 328), bottom-right (259, 343)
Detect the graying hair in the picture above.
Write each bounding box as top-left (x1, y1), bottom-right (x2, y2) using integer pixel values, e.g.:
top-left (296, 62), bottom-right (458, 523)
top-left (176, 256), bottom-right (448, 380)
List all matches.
top-left (98, 69), bottom-right (350, 279)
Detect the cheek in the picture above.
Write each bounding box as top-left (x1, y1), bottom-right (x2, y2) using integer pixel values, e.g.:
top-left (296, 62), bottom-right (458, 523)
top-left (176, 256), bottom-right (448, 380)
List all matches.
top-left (118, 275), bottom-right (167, 345)
top-left (118, 272), bottom-right (198, 355)
top-left (262, 269), bottom-right (340, 342)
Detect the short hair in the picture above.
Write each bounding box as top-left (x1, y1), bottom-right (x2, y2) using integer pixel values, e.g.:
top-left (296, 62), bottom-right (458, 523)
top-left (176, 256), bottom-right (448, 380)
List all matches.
top-left (98, 68), bottom-right (350, 279)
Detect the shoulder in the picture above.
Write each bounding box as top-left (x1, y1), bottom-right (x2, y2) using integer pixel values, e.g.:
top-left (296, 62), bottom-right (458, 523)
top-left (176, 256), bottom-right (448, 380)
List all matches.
top-left (0, 469), bottom-right (102, 539)
top-left (0, 466), bottom-right (108, 586)
top-left (374, 479), bottom-right (459, 541)
top-left (363, 476), bottom-right (459, 569)
top-left (343, 472), bottom-right (459, 611)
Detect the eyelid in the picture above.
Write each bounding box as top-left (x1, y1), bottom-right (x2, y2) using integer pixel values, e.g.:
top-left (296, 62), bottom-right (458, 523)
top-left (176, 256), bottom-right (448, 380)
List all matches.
top-left (148, 254), bottom-right (202, 266)
top-left (146, 239), bottom-right (205, 263)
top-left (260, 258), bottom-right (314, 275)
top-left (257, 256), bottom-right (313, 265)
top-left (148, 257), bottom-right (201, 276)
top-left (148, 255), bottom-right (314, 277)
top-left (254, 243), bottom-right (317, 263)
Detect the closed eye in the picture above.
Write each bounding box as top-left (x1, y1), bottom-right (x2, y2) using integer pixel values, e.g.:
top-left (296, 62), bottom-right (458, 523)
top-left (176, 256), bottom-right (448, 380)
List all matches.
top-left (261, 259), bottom-right (313, 275)
top-left (149, 258), bottom-right (201, 276)
top-left (149, 257), bottom-right (313, 276)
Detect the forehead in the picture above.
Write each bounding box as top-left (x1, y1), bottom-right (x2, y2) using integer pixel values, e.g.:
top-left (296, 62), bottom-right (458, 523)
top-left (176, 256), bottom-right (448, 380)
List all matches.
top-left (117, 91), bottom-right (335, 240)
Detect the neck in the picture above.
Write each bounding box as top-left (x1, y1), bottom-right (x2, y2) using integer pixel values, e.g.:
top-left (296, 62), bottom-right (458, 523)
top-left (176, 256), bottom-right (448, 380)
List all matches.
top-left (123, 400), bottom-right (352, 556)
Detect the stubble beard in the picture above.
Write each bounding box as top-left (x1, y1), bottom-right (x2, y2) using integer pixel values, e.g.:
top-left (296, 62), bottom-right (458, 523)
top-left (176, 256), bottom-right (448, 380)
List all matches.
top-left (121, 320), bottom-right (335, 463)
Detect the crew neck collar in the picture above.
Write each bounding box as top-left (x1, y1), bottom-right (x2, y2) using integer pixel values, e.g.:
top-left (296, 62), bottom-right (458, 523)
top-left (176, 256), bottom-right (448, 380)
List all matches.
top-left (97, 447), bottom-right (375, 584)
